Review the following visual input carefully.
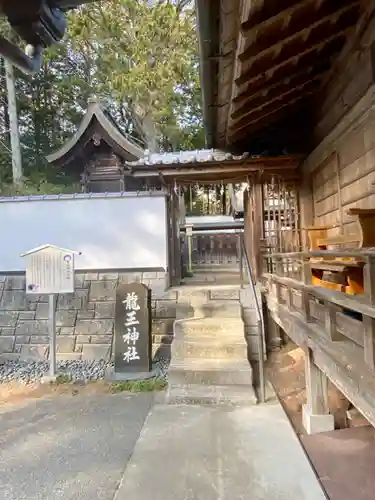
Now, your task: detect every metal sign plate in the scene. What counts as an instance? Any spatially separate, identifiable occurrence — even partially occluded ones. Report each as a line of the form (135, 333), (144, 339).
(24, 246), (75, 294)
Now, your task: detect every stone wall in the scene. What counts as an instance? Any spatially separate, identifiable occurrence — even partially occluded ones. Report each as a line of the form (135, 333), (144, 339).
(0, 271), (177, 362)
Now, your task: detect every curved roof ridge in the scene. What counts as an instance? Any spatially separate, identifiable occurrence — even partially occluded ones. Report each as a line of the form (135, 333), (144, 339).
(46, 101), (144, 164)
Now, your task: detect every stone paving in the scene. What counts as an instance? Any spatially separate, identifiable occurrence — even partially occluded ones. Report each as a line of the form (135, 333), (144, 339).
(0, 392), (154, 500)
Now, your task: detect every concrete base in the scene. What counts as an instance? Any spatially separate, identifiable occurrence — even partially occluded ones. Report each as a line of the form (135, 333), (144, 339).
(107, 367), (160, 382)
(113, 393), (326, 499)
(40, 374), (59, 384)
(302, 404), (335, 435)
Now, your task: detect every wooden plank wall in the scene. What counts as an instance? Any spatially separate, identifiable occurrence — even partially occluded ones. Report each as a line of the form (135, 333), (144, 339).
(306, 13), (375, 238)
(310, 115), (375, 237)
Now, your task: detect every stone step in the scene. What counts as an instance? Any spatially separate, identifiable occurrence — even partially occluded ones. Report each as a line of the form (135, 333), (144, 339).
(176, 300), (242, 320)
(182, 275), (241, 286)
(172, 339), (248, 360)
(166, 383), (257, 406)
(168, 358), (253, 386)
(180, 318), (245, 338)
(193, 265), (241, 274)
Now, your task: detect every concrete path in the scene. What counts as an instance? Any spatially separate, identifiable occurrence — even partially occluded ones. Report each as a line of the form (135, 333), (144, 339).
(0, 392), (153, 500)
(115, 392), (327, 500)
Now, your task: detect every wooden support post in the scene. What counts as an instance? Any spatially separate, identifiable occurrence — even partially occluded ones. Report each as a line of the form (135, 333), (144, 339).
(324, 302), (345, 342)
(363, 255), (375, 369)
(302, 260), (312, 322)
(286, 287), (293, 310)
(302, 347), (334, 434)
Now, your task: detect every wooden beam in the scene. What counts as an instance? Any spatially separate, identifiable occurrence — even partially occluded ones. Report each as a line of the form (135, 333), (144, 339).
(304, 347), (330, 415)
(240, 1), (358, 67)
(235, 27), (350, 88)
(231, 75), (321, 123)
(228, 90), (315, 142)
(241, 0), (313, 34)
(232, 60), (330, 109)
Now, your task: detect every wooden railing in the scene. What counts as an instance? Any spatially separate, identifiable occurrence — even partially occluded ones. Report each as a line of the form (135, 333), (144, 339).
(262, 249), (375, 424)
(263, 250), (375, 372)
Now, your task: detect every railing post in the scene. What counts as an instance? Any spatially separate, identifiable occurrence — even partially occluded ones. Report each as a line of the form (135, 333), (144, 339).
(324, 301), (345, 342)
(186, 224), (193, 274)
(363, 254), (375, 369)
(239, 232), (244, 288)
(302, 258), (312, 322)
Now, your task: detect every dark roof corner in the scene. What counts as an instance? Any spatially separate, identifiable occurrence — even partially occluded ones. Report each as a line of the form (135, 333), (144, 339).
(46, 100), (144, 165)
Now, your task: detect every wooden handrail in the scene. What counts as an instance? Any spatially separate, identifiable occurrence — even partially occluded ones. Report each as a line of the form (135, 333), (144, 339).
(266, 273), (375, 319)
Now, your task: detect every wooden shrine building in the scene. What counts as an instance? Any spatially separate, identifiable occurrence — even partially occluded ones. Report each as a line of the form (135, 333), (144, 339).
(46, 99), (147, 193)
(192, 0), (375, 436)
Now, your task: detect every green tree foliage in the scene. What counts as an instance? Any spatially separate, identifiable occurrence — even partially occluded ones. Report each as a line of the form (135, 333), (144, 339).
(0, 0), (204, 193)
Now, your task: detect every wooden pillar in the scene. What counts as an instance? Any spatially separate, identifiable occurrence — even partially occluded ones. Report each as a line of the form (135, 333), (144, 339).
(253, 177), (263, 282)
(302, 347), (334, 434)
(299, 171), (314, 251)
(363, 254), (375, 369)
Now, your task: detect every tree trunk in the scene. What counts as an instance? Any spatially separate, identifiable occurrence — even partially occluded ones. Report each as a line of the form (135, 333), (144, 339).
(5, 59), (23, 186)
(142, 113), (158, 153)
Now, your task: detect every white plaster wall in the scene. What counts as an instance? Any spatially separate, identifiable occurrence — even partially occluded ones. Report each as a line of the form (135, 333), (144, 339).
(0, 193), (168, 272)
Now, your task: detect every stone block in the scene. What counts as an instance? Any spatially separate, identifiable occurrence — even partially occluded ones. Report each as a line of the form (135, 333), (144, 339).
(75, 319), (113, 336)
(0, 291), (27, 310)
(118, 272), (142, 284)
(57, 336), (76, 353)
(152, 319), (174, 335)
(16, 320), (48, 335)
(143, 271), (157, 279)
(302, 405), (335, 435)
(89, 281), (117, 301)
(16, 336), (30, 344)
(59, 327), (75, 335)
(0, 336), (15, 352)
(0, 327), (16, 336)
(77, 310), (95, 319)
(35, 303), (49, 319)
(18, 311), (36, 321)
(81, 344), (111, 361)
(76, 335), (90, 344)
(74, 273), (89, 288)
(242, 309), (259, 326)
(210, 289), (240, 300)
(30, 336), (50, 344)
(90, 335), (113, 344)
(56, 310), (77, 327)
(98, 272), (119, 281)
(57, 291), (88, 310)
(85, 272), (98, 281)
(5, 275), (25, 290)
(153, 300), (177, 318)
(95, 302), (115, 318)
(245, 325), (260, 336)
(19, 345), (49, 361)
(75, 343), (83, 353)
(0, 353), (20, 362)
(56, 353), (82, 361)
(0, 311), (18, 327)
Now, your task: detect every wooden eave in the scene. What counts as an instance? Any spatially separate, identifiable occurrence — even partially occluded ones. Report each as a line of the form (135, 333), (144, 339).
(204, 0), (364, 149)
(129, 154), (301, 184)
(46, 101), (143, 167)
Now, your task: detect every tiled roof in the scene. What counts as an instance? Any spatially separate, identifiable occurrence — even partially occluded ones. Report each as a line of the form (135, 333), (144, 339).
(125, 149), (252, 167)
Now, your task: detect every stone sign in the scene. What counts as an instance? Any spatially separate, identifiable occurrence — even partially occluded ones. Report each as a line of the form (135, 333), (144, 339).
(114, 282), (152, 374)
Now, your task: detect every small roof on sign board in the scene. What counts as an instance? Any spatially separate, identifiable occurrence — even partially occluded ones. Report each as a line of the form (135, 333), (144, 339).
(20, 244), (81, 257)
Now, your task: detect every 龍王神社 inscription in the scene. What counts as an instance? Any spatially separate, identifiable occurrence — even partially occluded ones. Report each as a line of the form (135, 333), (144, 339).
(114, 283), (152, 373)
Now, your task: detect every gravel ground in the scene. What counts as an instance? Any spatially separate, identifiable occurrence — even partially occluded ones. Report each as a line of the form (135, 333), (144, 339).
(0, 357), (170, 385)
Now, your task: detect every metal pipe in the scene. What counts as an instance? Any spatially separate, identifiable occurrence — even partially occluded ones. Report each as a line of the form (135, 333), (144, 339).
(242, 241), (266, 403)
